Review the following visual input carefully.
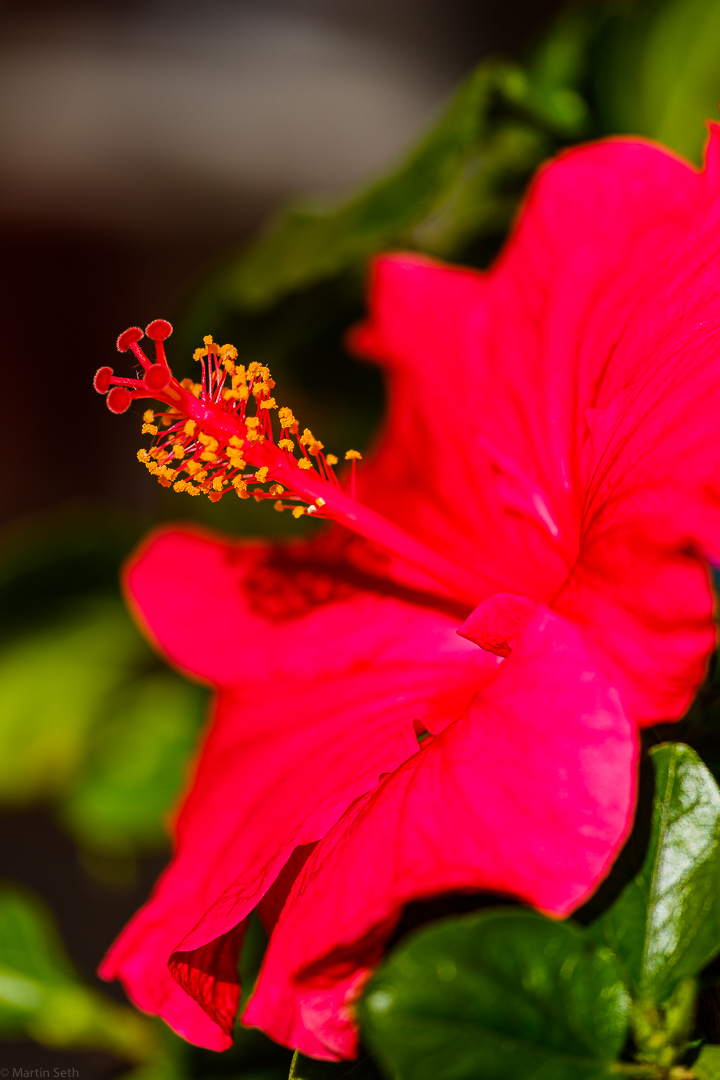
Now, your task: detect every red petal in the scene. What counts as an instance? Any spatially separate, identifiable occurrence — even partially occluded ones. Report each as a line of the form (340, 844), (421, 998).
(100, 527), (497, 1047)
(246, 607), (638, 1059)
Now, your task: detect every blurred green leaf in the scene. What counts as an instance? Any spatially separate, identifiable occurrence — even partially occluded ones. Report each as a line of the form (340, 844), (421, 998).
(359, 908), (629, 1080)
(696, 1045), (720, 1079)
(0, 883), (159, 1063)
(59, 673), (207, 855)
(592, 743), (720, 1007)
(221, 55), (587, 313)
(593, 0), (720, 163)
(0, 599), (152, 806)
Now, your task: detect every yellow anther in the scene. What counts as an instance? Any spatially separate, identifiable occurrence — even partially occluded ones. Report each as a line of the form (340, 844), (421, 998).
(208, 492), (223, 503)
(220, 344), (238, 360)
(147, 462), (160, 475)
(325, 454), (338, 466)
(299, 428), (316, 446)
(254, 467), (269, 483)
(234, 479), (249, 499)
(298, 459), (313, 470)
(185, 461), (201, 476)
(203, 335), (214, 345)
(198, 433), (218, 451)
(137, 449), (149, 463)
(309, 440), (324, 454)
(223, 388), (241, 401)
(149, 447), (163, 459)
(200, 451), (218, 462)
(292, 506), (305, 518)
(227, 450), (246, 469)
(181, 379), (202, 398)
(222, 358), (236, 375)
(278, 407), (296, 428)
(268, 484), (284, 496)
(260, 398), (277, 410)
(279, 438), (294, 452)
(246, 428), (262, 442)
(187, 485), (200, 496)
(232, 371), (247, 389)
(196, 470), (208, 483)
(212, 477), (224, 492)
(172, 444), (184, 460)
(184, 420), (197, 436)
(345, 450), (362, 460)
(143, 409), (155, 423)
(193, 348), (207, 361)
(174, 480), (187, 492)
(246, 417), (260, 429)
(274, 500), (284, 512)
(316, 497), (326, 506)
(253, 493), (264, 503)
(229, 435), (244, 449)
(142, 423), (158, 436)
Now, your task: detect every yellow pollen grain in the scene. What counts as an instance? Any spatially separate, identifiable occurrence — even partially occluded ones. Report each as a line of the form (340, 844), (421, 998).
(268, 484), (284, 496)
(193, 348), (206, 361)
(292, 506), (305, 518)
(143, 409), (154, 423)
(212, 477), (224, 492)
(325, 454), (338, 466)
(260, 398), (277, 410)
(200, 451), (218, 462)
(137, 449), (149, 463)
(254, 467), (269, 483)
(309, 440), (324, 455)
(274, 500), (284, 512)
(316, 497), (326, 506)
(184, 420), (197, 436)
(229, 435), (244, 449)
(345, 449), (362, 460)
(227, 450), (246, 469)
(174, 480), (187, 492)
(278, 407), (296, 428)
(221, 344), (238, 360)
(299, 428), (316, 446)
(298, 459), (313, 470)
(198, 433), (218, 450)
(246, 417), (260, 429)
(142, 423), (158, 435)
(279, 438), (294, 452)
(223, 388), (241, 401)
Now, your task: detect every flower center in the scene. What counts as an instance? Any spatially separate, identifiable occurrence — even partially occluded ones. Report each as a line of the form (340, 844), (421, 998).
(94, 320), (487, 605)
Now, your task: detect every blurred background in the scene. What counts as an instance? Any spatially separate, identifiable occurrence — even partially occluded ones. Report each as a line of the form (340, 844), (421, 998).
(2, 0), (720, 1077)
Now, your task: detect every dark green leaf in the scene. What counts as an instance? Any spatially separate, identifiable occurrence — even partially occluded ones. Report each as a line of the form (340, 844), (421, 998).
(359, 908), (629, 1080)
(695, 1045), (720, 1080)
(592, 743), (720, 1006)
(289, 1051), (383, 1080)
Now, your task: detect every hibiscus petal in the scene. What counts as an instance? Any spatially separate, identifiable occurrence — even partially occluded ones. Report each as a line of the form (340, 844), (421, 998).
(101, 526), (496, 1047)
(245, 606), (637, 1059)
(352, 132), (720, 727)
(350, 138), (698, 601)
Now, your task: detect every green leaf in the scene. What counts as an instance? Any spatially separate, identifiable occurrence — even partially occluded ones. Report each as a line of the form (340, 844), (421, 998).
(222, 56), (583, 312)
(593, 0), (720, 163)
(289, 1051), (383, 1079)
(0, 883), (159, 1062)
(359, 908), (629, 1080)
(592, 743), (720, 1006)
(0, 598), (152, 805)
(695, 1045), (720, 1080)
(59, 672), (207, 855)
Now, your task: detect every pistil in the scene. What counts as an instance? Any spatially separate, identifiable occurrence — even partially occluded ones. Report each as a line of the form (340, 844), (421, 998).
(94, 321), (486, 604)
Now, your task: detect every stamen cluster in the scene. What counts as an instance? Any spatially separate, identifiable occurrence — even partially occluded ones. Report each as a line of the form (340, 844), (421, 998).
(93, 321), (362, 516)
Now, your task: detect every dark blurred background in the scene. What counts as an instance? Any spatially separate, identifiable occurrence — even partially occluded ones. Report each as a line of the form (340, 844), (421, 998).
(0, 0), (561, 528)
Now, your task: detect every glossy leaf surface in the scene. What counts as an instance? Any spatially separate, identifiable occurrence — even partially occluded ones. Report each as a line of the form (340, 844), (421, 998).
(359, 909), (629, 1080)
(593, 743), (720, 1006)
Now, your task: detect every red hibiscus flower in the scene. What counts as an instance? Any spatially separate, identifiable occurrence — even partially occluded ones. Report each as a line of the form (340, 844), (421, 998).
(97, 128), (720, 1061)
